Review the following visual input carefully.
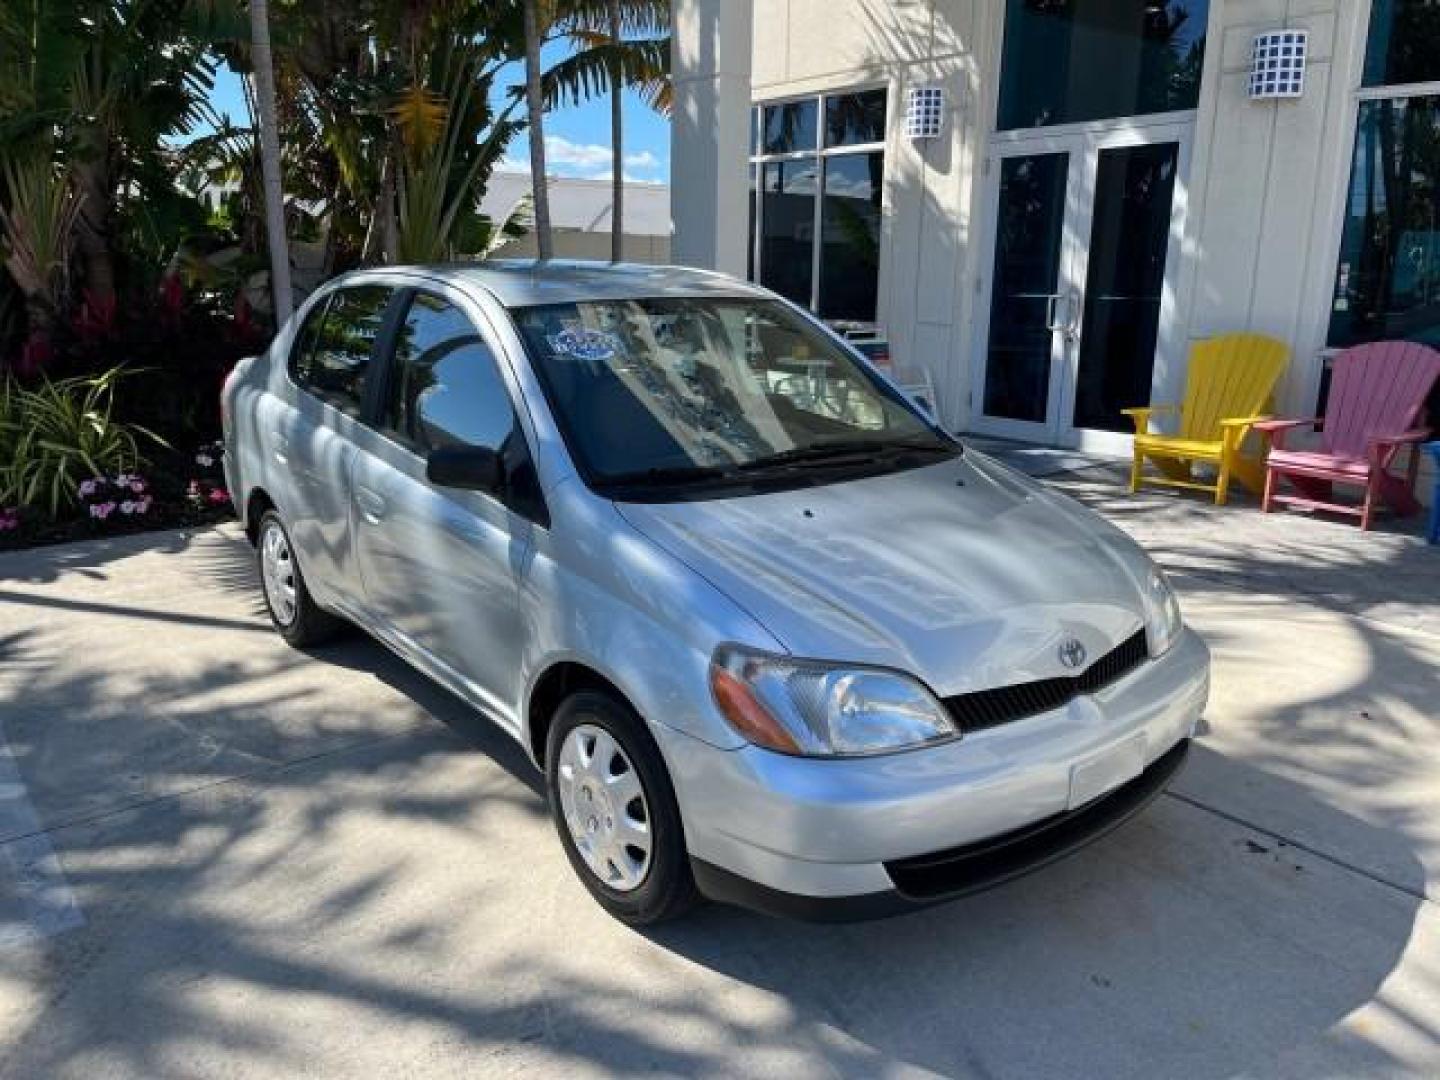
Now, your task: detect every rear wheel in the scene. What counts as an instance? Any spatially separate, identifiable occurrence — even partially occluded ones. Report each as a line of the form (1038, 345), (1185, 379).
(256, 510), (342, 647)
(546, 691), (699, 925)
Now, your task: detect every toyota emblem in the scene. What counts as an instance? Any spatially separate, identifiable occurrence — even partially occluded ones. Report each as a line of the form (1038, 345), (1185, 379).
(1058, 638), (1088, 670)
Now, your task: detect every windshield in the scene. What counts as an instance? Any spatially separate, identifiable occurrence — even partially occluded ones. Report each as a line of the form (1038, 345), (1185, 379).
(511, 297), (956, 497)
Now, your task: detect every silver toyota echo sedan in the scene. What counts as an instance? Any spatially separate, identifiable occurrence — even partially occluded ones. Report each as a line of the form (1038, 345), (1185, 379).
(223, 261), (1210, 924)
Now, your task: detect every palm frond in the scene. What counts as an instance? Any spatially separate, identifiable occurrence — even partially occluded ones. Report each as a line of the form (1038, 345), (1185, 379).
(542, 36), (670, 113)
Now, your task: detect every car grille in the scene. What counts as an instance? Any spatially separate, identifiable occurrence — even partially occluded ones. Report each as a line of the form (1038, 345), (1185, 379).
(942, 629), (1149, 733)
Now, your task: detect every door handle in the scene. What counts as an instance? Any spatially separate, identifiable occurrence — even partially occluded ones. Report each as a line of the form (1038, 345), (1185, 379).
(1045, 293), (1065, 333)
(1064, 288), (1082, 341)
(354, 486), (387, 524)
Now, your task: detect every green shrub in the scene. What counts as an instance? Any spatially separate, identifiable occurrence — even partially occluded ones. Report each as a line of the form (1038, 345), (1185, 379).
(0, 368), (166, 519)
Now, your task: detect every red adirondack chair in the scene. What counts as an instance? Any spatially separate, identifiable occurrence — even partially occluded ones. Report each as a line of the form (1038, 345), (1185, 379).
(1256, 341), (1440, 530)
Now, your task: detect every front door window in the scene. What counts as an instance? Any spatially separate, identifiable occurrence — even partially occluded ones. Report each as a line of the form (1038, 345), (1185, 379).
(997, 0), (1209, 130)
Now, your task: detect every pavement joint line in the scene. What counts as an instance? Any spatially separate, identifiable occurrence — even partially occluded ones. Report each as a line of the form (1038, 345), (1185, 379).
(0, 718), (85, 943)
(1163, 788), (1432, 904)
(0, 724), (451, 850)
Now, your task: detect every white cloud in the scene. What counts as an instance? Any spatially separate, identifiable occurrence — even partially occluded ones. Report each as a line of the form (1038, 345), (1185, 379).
(544, 136), (613, 169)
(623, 149), (661, 170)
(497, 138), (667, 181)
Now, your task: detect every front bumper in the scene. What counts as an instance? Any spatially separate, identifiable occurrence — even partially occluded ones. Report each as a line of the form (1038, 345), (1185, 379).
(659, 626), (1209, 919)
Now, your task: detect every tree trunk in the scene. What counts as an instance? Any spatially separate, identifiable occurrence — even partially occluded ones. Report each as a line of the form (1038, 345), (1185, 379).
(608, 0), (623, 263)
(71, 128), (116, 305)
(523, 0), (554, 260)
(249, 0), (294, 325)
(380, 146), (399, 263)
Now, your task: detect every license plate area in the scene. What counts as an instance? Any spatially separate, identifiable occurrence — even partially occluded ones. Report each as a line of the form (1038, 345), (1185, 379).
(1068, 735), (1146, 810)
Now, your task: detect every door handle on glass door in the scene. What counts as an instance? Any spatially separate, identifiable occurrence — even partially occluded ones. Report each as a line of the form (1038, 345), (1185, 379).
(1063, 289), (1082, 341)
(1045, 293), (1066, 333)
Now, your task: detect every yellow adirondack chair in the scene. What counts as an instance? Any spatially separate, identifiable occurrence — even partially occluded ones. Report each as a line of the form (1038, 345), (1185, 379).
(1123, 333), (1290, 505)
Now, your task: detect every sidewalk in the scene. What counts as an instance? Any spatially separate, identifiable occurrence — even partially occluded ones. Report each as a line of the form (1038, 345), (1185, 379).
(0, 471), (1437, 1077)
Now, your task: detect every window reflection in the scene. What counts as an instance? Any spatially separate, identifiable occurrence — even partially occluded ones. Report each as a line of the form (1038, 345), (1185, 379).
(750, 91), (888, 322)
(997, 0), (1208, 130)
(825, 89), (887, 148)
(1365, 1), (1440, 88)
(760, 160), (819, 307)
(819, 154), (883, 321)
(761, 100), (817, 155)
(1329, 97), (1440, 349)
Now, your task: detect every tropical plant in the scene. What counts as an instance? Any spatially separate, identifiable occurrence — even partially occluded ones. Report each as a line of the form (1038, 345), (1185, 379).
(475, 192), (536, 260)
(0, 156), (84, 341)
(0, 367), (165, 517)
(393, 38), (524, 262)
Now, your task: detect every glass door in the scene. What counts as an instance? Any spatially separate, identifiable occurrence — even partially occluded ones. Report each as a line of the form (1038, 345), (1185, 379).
(973, 123), (1189, 449)
(1070, 139), (1181, 435)
(974, 140), (1081, 441)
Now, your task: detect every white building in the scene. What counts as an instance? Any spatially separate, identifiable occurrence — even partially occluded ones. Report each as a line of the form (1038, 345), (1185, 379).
(671, 1), (1440, 475)
(480, 172), (671, 264)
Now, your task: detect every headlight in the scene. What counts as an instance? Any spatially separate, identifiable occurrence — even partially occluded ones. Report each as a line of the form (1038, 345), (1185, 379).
(709, 646), (957, 757)
(1142, 567), (1183, 657)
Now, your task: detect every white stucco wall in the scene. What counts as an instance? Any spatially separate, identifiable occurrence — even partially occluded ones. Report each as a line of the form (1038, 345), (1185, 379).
(675, 0), (1434, 502)
(750, 0), (986, 431)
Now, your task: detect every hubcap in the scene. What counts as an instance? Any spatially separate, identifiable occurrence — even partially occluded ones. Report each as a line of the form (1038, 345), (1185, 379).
(557, 724), (652, 892)
(260, 521), (298, 627)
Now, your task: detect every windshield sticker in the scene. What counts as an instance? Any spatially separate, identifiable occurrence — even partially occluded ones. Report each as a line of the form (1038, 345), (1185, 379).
(548, 325), (622, 364)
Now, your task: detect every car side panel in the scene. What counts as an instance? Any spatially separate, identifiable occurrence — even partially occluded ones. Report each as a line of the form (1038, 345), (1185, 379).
(350, 425), (533, 722)
(519, 479), (787, 760)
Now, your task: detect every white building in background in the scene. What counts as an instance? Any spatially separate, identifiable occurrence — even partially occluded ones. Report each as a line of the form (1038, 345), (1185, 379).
(480, 172), (671, 263)
(671, 1), (1440, 468)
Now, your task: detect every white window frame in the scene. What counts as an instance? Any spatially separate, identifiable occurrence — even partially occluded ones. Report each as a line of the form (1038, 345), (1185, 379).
(748, 87), (888, 323)
(1325, 1), (1440, 362)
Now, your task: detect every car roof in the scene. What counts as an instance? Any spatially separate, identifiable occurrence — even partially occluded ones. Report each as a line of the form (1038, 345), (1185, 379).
(343, 260), (774, 308)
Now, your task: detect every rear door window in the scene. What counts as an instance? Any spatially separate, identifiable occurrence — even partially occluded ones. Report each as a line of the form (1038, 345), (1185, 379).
(293, 285), (392, 416)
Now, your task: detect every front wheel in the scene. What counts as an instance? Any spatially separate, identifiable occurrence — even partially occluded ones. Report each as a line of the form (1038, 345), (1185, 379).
(546, 691), (699, 925)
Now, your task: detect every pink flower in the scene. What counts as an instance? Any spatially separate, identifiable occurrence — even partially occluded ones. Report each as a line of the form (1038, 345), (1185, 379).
(130, 480), (146, 494)
(79, 479), (99, 498)
(137, 496), (153, 514)
(119, 501), (136, 515)
(187, 480), (200, 495)
(208, 488), (231, 506)
(94, 502), (116, 520)
(0, 509), (18, 532)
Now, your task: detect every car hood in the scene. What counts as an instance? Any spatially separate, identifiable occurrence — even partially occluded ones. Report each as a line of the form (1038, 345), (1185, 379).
(615, 451), (1152, 696)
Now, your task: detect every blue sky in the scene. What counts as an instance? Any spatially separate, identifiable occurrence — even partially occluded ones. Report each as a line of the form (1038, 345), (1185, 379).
(207, 44), (671, 185)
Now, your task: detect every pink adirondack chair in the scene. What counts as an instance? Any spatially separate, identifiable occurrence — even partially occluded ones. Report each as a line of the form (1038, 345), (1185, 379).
(1257, 341), (1440, 530)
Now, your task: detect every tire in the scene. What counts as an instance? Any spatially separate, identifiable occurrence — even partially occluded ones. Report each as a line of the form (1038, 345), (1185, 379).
(255, 510), (343, 648)
(546, 690), (700, 925)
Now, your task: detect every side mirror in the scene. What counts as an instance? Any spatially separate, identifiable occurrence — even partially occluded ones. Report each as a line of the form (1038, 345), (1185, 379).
(426, 445), (504, 493)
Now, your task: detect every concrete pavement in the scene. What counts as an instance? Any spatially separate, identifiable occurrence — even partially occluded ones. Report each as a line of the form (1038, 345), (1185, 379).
(1, 477), (1438, 1078)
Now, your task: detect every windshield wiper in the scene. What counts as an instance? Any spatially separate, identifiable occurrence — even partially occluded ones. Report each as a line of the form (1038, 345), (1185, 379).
(736, 437), (951, 472)
(594, 463), (743, 489)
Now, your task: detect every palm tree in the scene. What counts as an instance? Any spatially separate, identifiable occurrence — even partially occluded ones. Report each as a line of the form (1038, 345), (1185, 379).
(606, 0), (623, 263)
(542, 1), (669, 260)
(247, 0), (293, 323)
(522, 0), (554, 260)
